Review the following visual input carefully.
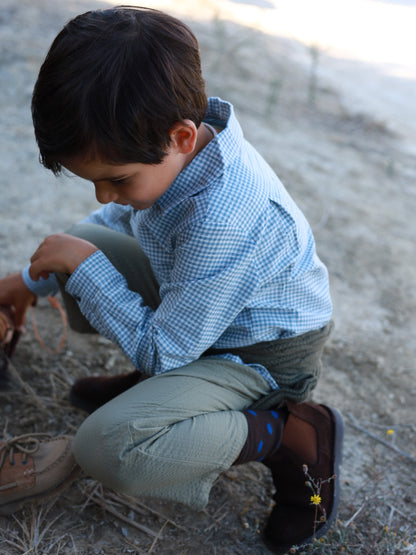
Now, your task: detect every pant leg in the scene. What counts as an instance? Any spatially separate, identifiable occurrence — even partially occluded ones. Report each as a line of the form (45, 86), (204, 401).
(73, 358), (272, 510)
(56, 223), (160, 333)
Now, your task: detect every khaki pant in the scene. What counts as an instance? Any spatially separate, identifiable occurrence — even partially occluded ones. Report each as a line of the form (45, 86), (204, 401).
(60, 223), (328, 509)
(73, 359), (271, 510)
(59, 224), (271, 509)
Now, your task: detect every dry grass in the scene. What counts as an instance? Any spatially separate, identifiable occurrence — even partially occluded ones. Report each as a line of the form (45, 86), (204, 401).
(1, 303), (415, 554)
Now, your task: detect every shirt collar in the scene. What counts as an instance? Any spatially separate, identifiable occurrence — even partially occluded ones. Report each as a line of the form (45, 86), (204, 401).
(156, 98), (244, 213)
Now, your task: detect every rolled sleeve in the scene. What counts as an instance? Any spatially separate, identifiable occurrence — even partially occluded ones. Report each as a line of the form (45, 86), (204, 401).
(21, 265), (59, 297)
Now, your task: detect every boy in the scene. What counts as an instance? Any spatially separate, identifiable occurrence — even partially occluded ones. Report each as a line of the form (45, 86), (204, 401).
(0, 7), (343, 552)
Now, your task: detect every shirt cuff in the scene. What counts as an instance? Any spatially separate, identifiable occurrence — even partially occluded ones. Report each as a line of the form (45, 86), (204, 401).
(65, 250), (124, 305)
(21, 265), (59, 297)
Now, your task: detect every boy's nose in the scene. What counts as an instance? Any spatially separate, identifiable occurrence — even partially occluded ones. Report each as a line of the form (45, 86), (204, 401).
(94, 183), (119, 204)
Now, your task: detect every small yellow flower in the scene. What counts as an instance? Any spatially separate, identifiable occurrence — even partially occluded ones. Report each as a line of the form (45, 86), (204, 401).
(310, 494), (322, 505)
(386, 429), (395, 436)
(385, 525), (389, 533)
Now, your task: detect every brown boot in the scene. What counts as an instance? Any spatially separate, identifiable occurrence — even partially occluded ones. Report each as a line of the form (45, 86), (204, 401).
(69, 370), (147, 413)
(262, 402), (344, 554)
(0, 433), (81, 515)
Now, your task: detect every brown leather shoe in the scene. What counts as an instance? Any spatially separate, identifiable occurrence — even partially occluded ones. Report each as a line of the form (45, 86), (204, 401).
(69, 370), (147, 413)
(262, 402), (344, 554)
(0, 433), (81, 515)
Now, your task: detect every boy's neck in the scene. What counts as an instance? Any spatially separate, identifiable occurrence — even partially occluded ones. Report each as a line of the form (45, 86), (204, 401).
(185, 122), (215, 166)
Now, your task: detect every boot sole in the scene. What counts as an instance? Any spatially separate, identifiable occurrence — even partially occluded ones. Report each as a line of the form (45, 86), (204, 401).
(304, 405), (344, 542)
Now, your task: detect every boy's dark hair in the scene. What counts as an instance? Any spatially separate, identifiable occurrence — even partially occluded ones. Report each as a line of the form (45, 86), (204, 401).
(32, 6), (207, 173)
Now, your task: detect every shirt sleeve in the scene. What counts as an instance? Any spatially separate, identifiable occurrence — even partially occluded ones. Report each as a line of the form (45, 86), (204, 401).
(82, 203), (135, 236)
(21, 265), (59, 297)
(19, 203), (135, 297)
(65, 223), (260, 375)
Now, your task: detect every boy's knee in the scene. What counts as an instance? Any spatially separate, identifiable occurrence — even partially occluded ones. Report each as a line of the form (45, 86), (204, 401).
(65, 223), (105, 244)
(73, 409), (167, 494)
(73, 409), (130, 489)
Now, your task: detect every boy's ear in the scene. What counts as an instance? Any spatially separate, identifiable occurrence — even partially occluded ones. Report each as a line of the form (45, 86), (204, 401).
(169, 120), (198, 154)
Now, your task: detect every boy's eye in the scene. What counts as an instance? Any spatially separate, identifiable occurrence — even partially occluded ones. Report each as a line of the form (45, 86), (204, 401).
(110, 177), (127, 186)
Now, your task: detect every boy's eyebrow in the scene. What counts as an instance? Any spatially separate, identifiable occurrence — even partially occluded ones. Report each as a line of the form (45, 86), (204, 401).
(95, 174), (129, 183)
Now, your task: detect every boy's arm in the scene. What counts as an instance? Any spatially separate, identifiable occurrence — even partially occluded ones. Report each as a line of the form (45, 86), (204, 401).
(18, 234), (98, 305)
(65, 224), (263, 375)
(29, 234), (98, 281)
(20, 204), (134, 299)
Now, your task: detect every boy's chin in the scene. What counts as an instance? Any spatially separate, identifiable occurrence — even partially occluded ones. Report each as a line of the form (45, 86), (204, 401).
(129, 202), (154, 210)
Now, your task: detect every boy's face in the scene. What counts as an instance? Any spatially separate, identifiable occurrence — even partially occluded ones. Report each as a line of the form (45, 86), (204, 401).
(62, 121), (204, 210)
(63, 148), (186, 211)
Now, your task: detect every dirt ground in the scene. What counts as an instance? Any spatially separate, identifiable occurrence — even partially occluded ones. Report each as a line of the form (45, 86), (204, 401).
(1, 0), (415, 553)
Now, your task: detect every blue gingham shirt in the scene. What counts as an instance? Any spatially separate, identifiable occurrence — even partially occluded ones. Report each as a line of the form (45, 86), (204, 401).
(23, 98), (332, 389)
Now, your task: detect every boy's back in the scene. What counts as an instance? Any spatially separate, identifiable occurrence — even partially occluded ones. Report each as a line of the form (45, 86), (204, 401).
(72, 97), (332, 378)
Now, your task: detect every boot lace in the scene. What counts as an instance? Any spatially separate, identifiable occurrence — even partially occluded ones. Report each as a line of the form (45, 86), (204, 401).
(0, 433), (51, 470)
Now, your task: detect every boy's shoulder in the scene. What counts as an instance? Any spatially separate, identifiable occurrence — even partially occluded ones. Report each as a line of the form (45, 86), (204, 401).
(156, 98), (298, 231)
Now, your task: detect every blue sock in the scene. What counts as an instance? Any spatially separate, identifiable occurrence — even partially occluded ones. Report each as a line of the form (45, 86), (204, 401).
(233, 408), (287, 465)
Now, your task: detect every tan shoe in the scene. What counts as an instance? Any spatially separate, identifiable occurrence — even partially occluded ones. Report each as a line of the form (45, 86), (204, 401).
(0, 433), (81, 515)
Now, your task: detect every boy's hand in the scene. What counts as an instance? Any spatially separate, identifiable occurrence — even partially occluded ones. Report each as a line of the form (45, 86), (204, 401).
(29, 234), (98, 281)
(0, 273), (37, 329)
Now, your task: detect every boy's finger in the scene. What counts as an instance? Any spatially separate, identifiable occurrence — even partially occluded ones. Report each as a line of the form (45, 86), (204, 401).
(29, 261), (51, 282)
(15, 294), (37, 331)
(14, 305), (28, 328)
(28, 264), (40, 282)
(29, 263), (51, 282)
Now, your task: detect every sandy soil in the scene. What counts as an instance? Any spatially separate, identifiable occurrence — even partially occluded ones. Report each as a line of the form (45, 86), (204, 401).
(1, 0), (415, 553)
